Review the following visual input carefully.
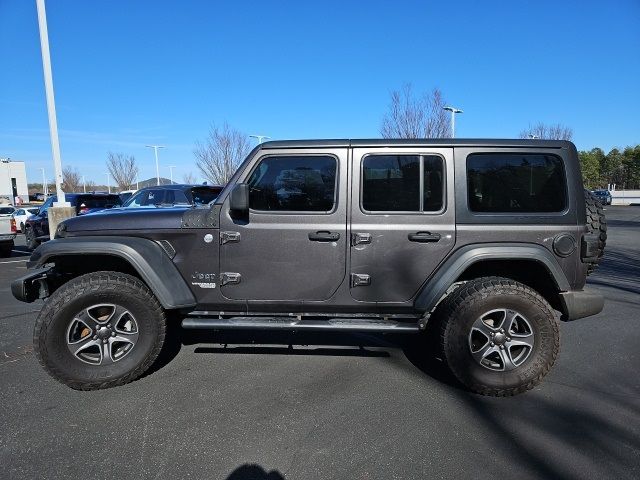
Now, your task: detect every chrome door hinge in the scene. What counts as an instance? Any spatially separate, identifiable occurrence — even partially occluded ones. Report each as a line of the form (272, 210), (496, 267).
(220, 272), (242, 286)
(351, 232), (372, 246)
(350, 273), (371, 287)
(220, 231), (241, 245)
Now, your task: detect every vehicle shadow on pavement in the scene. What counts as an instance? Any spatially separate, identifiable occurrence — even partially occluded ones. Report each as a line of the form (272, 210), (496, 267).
(451, 383), (640, 479)
(184, 327), (464, 389)
(187, 330), (395, 359)
(588, 248), (640, 294)
(225, 464), (285, 480)
(142, 316), (184, 379)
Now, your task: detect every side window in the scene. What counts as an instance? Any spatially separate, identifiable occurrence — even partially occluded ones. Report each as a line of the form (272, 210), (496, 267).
(362, 155), (444, 212)
(248, 155), (337, 212)
(173, 190), (190, 204)
(467, 153), (566, 213)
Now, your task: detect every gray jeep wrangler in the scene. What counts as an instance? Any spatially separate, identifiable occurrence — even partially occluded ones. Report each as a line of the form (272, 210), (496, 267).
(12, 139), (606, 395)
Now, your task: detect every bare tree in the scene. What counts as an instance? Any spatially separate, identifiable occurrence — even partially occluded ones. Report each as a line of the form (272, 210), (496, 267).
(106, 152), (139, 191)
(519, 122), (573, 141)
(62, 166), (81, 192)
(183, 171), (197, 184)
(381, 84), (451, 139)
(194, 123), (251, 185)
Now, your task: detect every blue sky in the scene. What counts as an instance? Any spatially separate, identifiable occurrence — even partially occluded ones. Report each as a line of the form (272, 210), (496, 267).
(1, 0), (639, 185)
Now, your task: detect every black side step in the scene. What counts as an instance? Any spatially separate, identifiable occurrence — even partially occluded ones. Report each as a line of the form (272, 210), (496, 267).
(182, 316), (420, 333)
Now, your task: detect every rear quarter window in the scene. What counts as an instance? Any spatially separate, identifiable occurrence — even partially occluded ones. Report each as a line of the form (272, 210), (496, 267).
(467, 153), (566, 213)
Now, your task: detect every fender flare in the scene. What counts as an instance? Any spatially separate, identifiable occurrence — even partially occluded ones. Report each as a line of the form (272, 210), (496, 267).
(414, 243), (571, 313)
(28, 236), (196, 310)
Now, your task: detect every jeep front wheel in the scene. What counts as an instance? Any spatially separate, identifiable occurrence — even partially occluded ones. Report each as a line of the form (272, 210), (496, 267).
(437, 276), (559, 396)
(33, 272), (166, 390)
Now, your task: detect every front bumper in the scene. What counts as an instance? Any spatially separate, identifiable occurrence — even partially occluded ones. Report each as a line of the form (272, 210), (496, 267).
(559, 288), (604, 321)
(11, 267), (51, 303)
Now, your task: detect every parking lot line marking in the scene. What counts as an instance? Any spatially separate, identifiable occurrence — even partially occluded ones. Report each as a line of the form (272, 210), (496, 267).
(0, 259), (28, 264)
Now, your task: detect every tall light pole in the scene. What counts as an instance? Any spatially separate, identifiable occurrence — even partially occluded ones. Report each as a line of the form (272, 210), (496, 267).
(443, 106), (463, 138)
(81, 175), (86, 193)
(40, 168), (48, 197)
(145, 145), (165, 185)
(105, 172), (111, 194)
(250, 135), (271, 144)
(168, 165), (176, 184)
(36, 0), (67, 206)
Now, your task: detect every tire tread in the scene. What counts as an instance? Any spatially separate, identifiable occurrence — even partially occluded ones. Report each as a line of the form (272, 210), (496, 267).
(437, 276), (560, 397)
(33, 271), (166, 390)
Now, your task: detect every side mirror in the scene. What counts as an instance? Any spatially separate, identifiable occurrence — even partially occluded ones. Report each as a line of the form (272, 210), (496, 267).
(229, 183), (249, 216)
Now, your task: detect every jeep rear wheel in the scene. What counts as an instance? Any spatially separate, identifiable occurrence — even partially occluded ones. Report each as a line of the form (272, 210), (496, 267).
(33, 272), (166, 390)
(437, 277), (559, 396)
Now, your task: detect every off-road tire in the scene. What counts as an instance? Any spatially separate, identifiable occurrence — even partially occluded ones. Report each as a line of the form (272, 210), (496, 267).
(25, 226), (40, 250)
(436, 276), (559, 396)
(33, 271), (166, 390)
(584, 189), (607, 274)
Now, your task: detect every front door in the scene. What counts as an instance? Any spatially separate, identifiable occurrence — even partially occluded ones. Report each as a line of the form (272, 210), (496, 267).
(219, 149), (348, 302)
(350, 148), (456, 303)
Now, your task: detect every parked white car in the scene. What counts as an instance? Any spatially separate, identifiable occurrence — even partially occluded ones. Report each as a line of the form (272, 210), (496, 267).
(11, 207), (39, 232)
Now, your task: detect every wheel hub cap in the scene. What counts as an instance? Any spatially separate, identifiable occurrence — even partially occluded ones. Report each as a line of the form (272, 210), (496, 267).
(493, 332), (507, 345)
(96, 326), (112, 340)
(65, 304), (139, 366)
(468, 308), (535, 372)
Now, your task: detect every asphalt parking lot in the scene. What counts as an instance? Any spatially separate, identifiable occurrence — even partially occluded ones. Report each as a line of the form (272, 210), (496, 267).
(1, 207), (639, 480)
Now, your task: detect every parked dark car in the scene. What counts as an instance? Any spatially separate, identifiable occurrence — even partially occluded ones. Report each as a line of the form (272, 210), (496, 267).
(591, 189), (612, 205)
(120, 184), (223, 208)
(24, 193), (122, 249)
(31, 192), (48, 202)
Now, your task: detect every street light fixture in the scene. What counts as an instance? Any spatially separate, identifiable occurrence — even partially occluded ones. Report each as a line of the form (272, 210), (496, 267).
(250, 135), (271, 144)
(145, 145), (165, 185)
(40, 168), (48, 197)
(443, 106), (463, 138)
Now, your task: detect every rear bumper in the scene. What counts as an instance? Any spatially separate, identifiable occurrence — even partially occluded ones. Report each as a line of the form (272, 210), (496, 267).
(559, 288), (604, 321)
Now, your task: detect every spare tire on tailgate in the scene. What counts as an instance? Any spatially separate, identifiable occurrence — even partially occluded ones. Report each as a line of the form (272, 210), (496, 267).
(584, 189), (607, 274)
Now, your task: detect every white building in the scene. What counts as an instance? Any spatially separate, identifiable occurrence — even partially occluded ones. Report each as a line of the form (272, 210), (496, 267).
(0, 159), (29, 204)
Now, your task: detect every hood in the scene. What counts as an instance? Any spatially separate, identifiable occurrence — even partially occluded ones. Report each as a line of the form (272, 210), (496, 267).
(60, 206), (190, 234)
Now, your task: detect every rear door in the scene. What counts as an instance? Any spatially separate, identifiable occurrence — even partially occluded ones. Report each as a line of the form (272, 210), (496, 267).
(219, 148), (348, 302)
(349, 147), (456, 303)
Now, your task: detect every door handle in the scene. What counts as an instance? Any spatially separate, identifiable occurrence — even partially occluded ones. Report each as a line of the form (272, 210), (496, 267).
(408, 232), (441, 243)
(308, 231), (340, 242)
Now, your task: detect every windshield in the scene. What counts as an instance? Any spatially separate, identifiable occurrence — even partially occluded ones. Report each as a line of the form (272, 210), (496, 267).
(0, 207), (15, 214)
(76, 195), (122, 210)
(191, 187), (222, 205)
(123, 189), (190, 208)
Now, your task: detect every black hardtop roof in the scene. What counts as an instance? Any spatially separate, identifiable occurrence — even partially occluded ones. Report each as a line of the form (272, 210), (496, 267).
(259, 138), (573, 149)
(134, 184), (224, 190)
